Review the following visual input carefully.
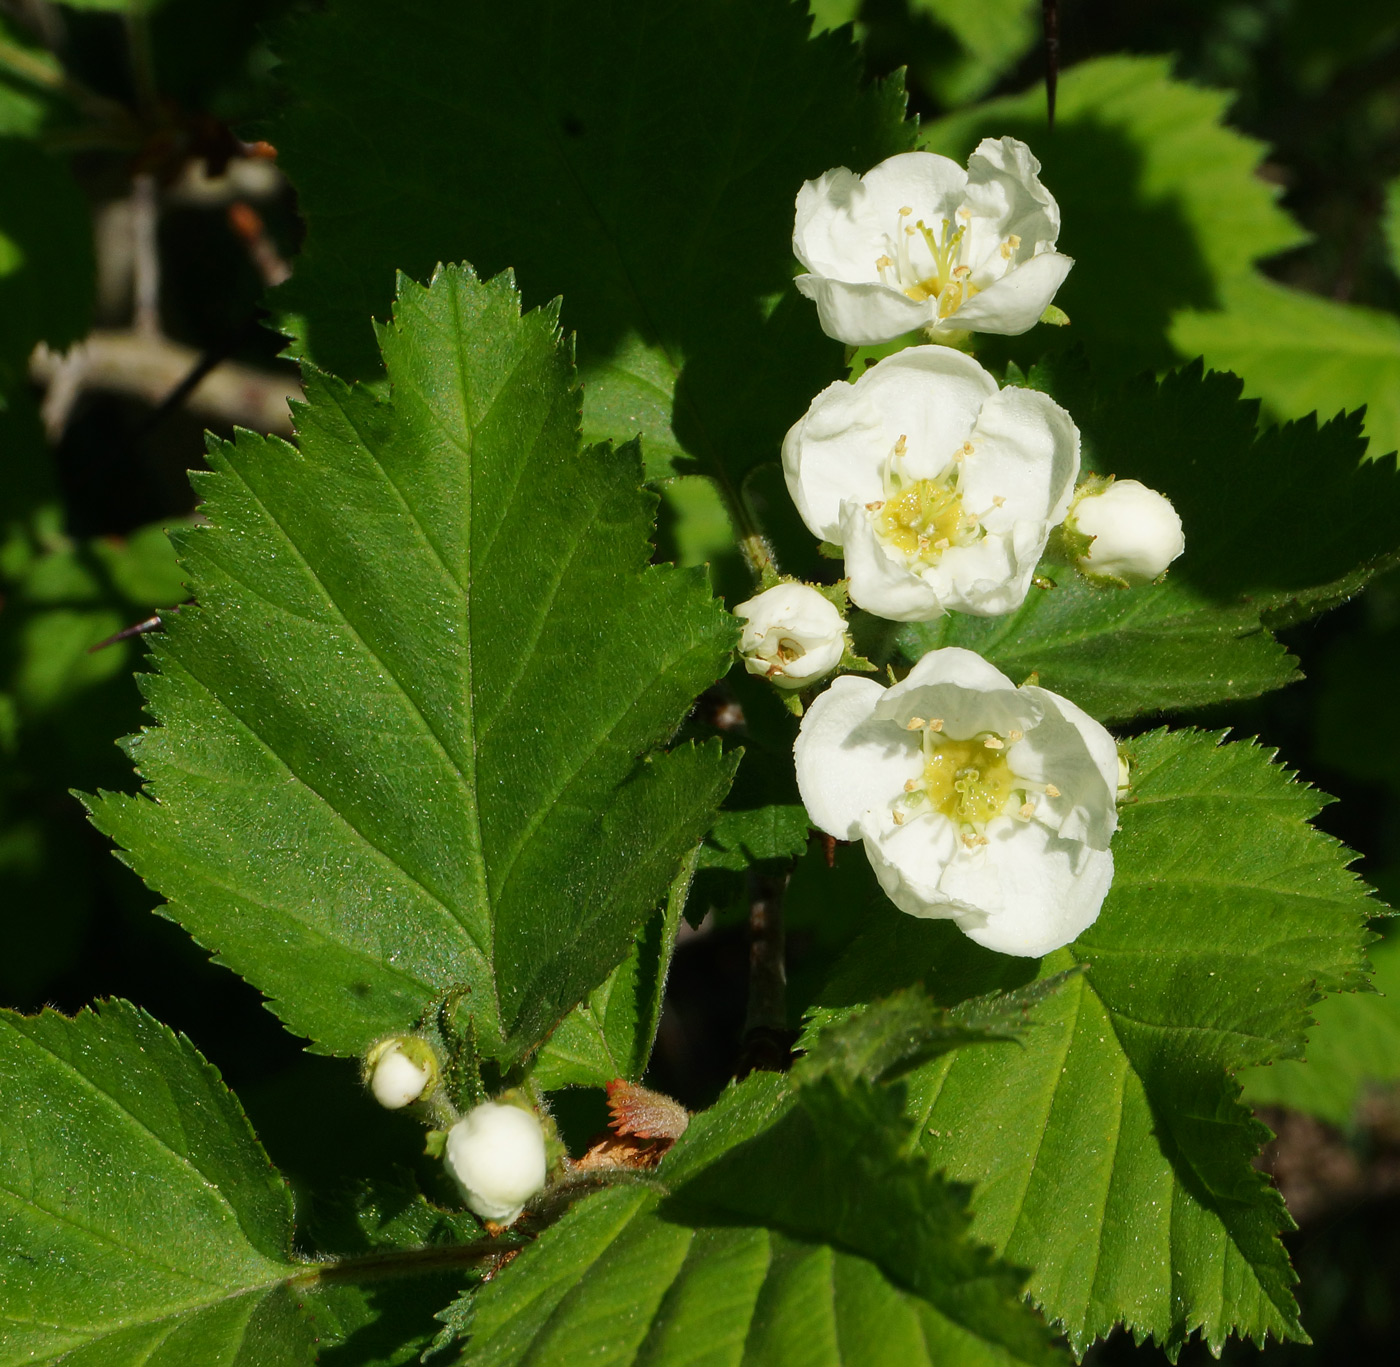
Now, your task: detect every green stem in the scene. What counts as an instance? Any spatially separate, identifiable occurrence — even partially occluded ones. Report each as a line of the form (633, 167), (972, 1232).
(290, 1236), (518, 1288)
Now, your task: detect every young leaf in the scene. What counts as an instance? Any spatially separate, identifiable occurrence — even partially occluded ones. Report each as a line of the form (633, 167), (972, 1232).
(86, 265), (737, 1065)
(453, 1073), (1066, 1366)
(816, 729), (1378, 1356)
(901, 361), (1400, 723)
(269, 0), (910, 483)
(0, 999), (316, 1366)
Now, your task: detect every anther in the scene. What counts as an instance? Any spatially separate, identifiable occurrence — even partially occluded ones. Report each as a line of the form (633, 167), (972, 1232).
(952, 265), (971, 279)
(899, 206), (913, 216)
(1008, 729), (1023, 742)
(1044, 783), (1061, 798)
(933, 537), (949, 550)
(875, 254), (893, 269)
(904, 779), (918, 792)
(929, 718), (944, 731)
(893, 810), (906, 825)
(1018, 801), (1036, 820)
(906, 717), (926, 730)
(992, 495), (1006, 507)
(962, 442), (974, 456)
(865, 500), (885, 511)
(983, 736), (1004, 750)
(894, 434), (907, 455)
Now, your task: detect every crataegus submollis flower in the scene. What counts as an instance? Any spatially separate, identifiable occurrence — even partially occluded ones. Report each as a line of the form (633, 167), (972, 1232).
(1069, 478), (1184, 585)
(364, 1037), (437, 1109)
(735, 582), (847, 689)
(795, 647), (1117, 956)
(444, 1101), (548, 1226)
(793, 138), (1072, 345)
(783, 346), (1078, 621)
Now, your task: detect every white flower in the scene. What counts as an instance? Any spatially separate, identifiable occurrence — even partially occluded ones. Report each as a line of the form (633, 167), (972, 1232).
(793, 138), (1073, 345)
(444, 1101), (548, 1226)
(782, 346), (1079, 622)
(1069, 479), (1184, 585)
(368, 1042), (431, 1109)
(794, 647), (1117, 956)
(735, 582), (847, 688)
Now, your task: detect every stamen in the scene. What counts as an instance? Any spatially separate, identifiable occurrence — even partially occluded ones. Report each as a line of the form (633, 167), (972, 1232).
(865, 500), (885, 511)
(1044, 783), (1061, 798)
(899, 206), (913, 217)
(929, 718), (944, 731)
(893, 810), (906, 826)
(992, 495), (1006, 507)
(1018, 801), (1036, 819)
(894, 434), (907, 456)
(983, 736), (1004, 750)
(1008, 729), (1023, 742)
(904, 779), (919, 792)
(906, 717), (926, 731)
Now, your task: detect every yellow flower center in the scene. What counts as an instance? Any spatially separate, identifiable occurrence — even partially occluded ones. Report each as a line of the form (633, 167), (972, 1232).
(920, 738), (1018, 825)
(874, 478), (976, 565)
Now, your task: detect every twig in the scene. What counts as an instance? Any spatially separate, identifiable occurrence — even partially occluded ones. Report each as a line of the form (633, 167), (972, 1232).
(737, 867), (792, 1075)
(1043, 0), (1060, 130)
(31, 331), (301, 438)
(130, 172), (160, 339)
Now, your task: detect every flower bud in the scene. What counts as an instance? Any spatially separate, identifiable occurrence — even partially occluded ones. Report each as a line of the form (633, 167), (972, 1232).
(1070, 479), (1184, 585)
(734, 582), (846, 689)
(444, 1101), (548, 1225)
(364, 1037), (437, 1109)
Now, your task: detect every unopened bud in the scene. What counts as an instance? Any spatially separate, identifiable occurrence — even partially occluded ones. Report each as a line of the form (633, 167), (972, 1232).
(1070, 479), (1184, 585)
(444, 1101), (548, 1226)
(364, 1037), (437, 1109)
(734, 582), (847, 689)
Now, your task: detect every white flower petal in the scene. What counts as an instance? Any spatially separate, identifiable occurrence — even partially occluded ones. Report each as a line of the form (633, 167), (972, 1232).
(877, 646), (1041, 738)
(1014, 687), (1120, 848)
(942, 821), (1113, 956)
(784, 345), (995, 542)
(794, 274), (930, 348)
(795, 675), (922, 840)
(963, 137), (1062, 256)
(936, 250), (1073, 337)
(962, 386), (1080, 527)
(860, 808), (968, 920)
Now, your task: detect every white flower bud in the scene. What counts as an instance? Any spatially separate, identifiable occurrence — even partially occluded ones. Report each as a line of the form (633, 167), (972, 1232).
(734, 582), (846, 689)
(364, 1037), (437, 1109)
(444, 1101), (548, 1226)
(1071, 480), (1184, 585)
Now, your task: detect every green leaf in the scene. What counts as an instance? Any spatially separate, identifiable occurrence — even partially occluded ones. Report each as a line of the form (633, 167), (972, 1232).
(795, 975), (1076, 1085)
(454, 1073), (1065, 1366)
(814, 729), (1378, 1355)
(1172, 274), (1400, 464)
(270, 0), (911, 484)
(0, 138), (94, 391)
(532, 850), (698, 1090)
(697, 803), (811, 872)
(86, 265), (737, 1067)
(909, 0), (1040, 104)
(921, 56), (1306, 376)
(901, 359), (1400, 723)
(1240, 931), (1400, 1126)
(0, 18), (59, 136)
(0, 998), (317, 1366)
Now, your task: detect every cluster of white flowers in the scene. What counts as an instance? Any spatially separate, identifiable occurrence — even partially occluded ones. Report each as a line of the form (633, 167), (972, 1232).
(732, 137), (1190, 956)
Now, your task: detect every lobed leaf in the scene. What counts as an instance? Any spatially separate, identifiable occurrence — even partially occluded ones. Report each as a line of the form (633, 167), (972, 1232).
(86, 265), (737, 1066)
(0, 999), (315, 1367)
(269, 0), (911, 484)
(453, 1072), (1065, 1366)
(807, 729), (1379, 1355)
(901, 360), (1400, 723)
